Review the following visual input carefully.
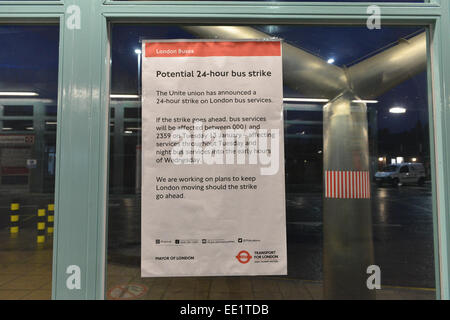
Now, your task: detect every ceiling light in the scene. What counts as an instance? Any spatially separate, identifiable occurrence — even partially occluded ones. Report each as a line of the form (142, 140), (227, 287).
(389, 107), (406, 114)
(110, 94), (140, 99)
(352, 100), (379, 104)
(327, 58), (335, 64)
(0, 92), (39, 97)
(283, 98), (329, 103)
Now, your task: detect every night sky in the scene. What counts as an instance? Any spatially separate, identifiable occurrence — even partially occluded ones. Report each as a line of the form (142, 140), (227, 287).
(110, 24), (428, 134)
(0, 22), (429, 134)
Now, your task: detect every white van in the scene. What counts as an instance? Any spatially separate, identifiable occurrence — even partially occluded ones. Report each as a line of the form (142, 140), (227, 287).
(374, 163), (426, 187)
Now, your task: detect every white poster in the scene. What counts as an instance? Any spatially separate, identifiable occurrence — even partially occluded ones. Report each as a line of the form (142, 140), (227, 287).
(141, 40), (287, 277)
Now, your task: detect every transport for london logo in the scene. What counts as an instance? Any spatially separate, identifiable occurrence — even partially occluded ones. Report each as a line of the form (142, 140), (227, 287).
(236, 250), (252, 264)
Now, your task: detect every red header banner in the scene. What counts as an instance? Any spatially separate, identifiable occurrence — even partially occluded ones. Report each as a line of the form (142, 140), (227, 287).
(145, 41), (281, 58)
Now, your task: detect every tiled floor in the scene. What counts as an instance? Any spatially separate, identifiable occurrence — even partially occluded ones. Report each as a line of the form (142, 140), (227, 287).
(105, 263), (436, 300)
(0, 225), (53, 300)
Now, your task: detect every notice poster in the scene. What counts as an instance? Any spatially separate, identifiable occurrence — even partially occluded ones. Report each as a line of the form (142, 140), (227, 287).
(141, 40), (287, 277)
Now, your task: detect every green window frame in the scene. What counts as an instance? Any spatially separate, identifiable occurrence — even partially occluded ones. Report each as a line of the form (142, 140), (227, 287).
(1, 0), (449, 300)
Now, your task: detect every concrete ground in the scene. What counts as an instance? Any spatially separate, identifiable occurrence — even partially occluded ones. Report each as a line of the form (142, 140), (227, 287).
(106, 183), (437, 300)
(0, 185), (437, 300)
(106, 263), (435, 300)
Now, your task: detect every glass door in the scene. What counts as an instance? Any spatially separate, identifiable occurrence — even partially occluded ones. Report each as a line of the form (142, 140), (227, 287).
(0, 24), (60, 300)
(106, 24), (436, 300)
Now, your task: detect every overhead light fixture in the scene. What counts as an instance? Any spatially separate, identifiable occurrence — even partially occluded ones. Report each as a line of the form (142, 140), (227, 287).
(352, 100), (379, 104)
(389, 107), (406, 114)
(124, 130), (133, 134)
(378, 157), (384, 162)
(0, 92), (39, 97)
(327, 58), (335, 64)
(2, 128), (13, 131)
(412, 158), (417, 162)
(283, 98), (329, 103)
(110, 94), (140, 99)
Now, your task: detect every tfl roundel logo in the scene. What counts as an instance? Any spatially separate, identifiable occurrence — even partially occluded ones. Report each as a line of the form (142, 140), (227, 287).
(236, 250), (252, 264)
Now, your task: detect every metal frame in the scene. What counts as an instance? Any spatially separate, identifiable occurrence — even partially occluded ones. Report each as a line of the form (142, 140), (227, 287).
(0, 0), (448, 300)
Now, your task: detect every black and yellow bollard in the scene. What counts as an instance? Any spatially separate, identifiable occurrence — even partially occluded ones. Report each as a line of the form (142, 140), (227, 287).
(10, 203), (20, 235)
(47, 204), (54, 234)
(37, 208), (46, 244)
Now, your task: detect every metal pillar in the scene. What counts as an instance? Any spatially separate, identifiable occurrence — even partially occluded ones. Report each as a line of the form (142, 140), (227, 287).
(112, 105), (124, 194)
(183, 26), (347, 98)
(30, 101), (45, 193)
(323, 92), (375, 299)
(368, 106), (379, 179)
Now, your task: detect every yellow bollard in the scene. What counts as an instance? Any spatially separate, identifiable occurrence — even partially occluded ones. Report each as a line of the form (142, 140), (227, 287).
(10, 203), (20, 234)
(47, 204), (54, 234)
(37, 208), (46, 243)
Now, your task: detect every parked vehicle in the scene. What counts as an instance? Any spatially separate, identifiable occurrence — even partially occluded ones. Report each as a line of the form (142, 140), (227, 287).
(374, 163), (426, 187)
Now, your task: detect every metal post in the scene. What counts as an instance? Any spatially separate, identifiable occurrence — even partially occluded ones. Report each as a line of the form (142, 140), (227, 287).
(112, 105), (124, 194)
(37, 208), (46, 244)
(323, 91), (375, 299)
(136, 50), (142, 194)
(47, 204), (55, 234)
(10, 202), (20, 235)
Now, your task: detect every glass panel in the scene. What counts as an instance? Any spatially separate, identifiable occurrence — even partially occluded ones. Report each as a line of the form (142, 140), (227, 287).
(107, 24), (435, 300)
(0, 25), (59, 300)
(3, 106), (33, 117)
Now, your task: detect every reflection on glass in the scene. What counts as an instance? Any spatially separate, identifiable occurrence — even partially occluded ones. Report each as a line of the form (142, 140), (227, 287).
(0, 25), (59, 300)
(107, 24), (435, 300)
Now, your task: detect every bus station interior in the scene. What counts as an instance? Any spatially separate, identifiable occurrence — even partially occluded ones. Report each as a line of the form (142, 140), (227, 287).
(0, 22), (439, 299)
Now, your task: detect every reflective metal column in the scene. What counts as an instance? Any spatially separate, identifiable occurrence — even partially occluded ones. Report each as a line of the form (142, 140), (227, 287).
(323, 92), (375, 299)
